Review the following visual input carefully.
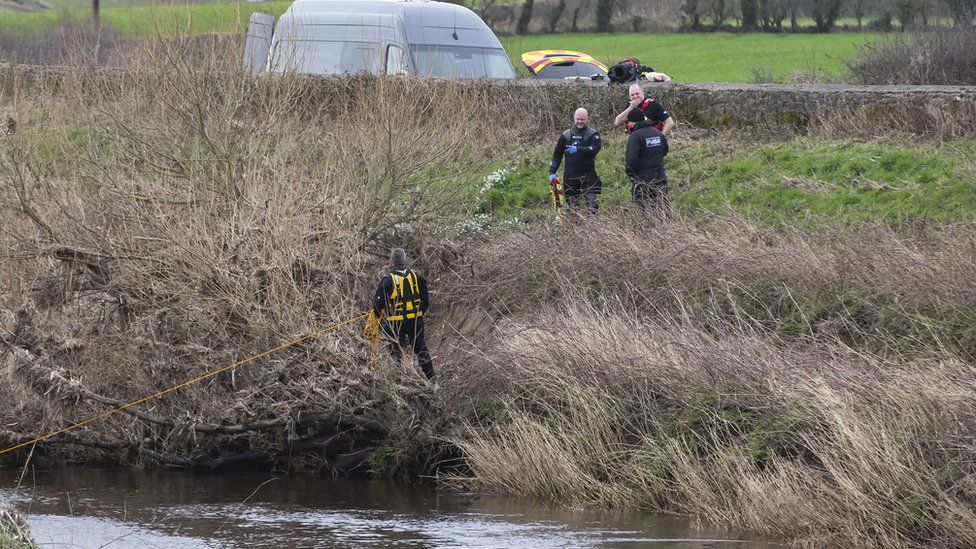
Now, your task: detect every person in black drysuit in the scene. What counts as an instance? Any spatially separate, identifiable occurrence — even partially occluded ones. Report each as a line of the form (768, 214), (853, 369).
(372, 248), (434, 381)
(625, 107), (670, 215)
(549, 107), (602, 216)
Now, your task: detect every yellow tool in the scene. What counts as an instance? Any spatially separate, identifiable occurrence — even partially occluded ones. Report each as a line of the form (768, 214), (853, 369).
(362, 310), (383, 368)
(549, 176), (564, 224)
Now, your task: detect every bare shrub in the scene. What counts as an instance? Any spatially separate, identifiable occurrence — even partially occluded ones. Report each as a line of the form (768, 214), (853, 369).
(848, 28), (976, 86)
(0, 32), (506, 470)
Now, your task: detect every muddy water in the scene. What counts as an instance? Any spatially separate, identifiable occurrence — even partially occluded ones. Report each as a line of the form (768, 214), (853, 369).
(0, 468), (778, 548)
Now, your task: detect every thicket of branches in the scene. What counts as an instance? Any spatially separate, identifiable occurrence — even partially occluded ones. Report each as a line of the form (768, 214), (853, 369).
(462, 0), (975, 34)
(0, 35), (524, 475)
(848, 26), (976, 84)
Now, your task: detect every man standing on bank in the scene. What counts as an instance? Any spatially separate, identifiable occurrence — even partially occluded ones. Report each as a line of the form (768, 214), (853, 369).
(614, 83), (675, 136)
(372, 248), (434, 381)
(549, 107), (603, 216)
(625, 108), (670, 214)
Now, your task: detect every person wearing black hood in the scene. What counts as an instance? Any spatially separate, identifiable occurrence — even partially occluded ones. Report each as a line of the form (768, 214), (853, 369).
(549, 108), (602, 216)
(371, 248), (434, 382)
(625, 108), (670, 215)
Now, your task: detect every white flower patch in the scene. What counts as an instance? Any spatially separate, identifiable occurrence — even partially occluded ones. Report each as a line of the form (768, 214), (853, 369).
(480, 167), (514, 195)
(453, 167), (524, 238)
(456, 213), (493, 236)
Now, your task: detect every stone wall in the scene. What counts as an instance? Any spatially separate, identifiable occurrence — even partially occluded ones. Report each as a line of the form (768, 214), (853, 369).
(3, 62), (975, 137)
(512, 80), (976, 137)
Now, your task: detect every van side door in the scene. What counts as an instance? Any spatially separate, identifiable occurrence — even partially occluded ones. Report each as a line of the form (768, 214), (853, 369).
(243, 13), (275, 73)
(386, 45), (407, 75)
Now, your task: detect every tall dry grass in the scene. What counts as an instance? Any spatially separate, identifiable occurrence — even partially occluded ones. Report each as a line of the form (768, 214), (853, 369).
(451, 300), (976, 546)
(438, 218), (976, 360)
(0, 19), (121, 66)
(438, 219), (976, 547)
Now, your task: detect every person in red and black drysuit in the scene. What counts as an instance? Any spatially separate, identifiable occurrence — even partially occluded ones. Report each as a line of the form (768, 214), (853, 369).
(614, 83), (676, 136)
(372, 248), (434, 381)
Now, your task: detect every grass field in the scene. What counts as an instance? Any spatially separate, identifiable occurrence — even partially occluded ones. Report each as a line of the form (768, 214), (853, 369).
(501, 32), (880, 82)
(0, 0), (291, 36)
(0, 1), (881, 82)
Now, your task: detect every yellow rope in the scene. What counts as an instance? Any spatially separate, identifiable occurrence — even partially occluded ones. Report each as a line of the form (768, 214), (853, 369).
(0, 312), (370, 457)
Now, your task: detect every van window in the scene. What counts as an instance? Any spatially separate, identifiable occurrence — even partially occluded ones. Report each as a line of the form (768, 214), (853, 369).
(410, 45), (515, 79)
(386, 45), (406, 75)
(271, 40), (381, 74)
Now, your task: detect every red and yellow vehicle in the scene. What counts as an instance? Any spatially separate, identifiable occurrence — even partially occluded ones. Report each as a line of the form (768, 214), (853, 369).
(521, 50), (610, 81)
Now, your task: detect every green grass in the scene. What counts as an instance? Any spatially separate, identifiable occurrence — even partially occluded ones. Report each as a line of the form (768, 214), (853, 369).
(479, 138), (976, 228)
(40, 0), (227, 8)
(501, 32), (880, 82)
(679, 139), (976, 225)
(0, 0), (291, 36)
(3, 1), (880, 83)
(0, 532), (31, 548)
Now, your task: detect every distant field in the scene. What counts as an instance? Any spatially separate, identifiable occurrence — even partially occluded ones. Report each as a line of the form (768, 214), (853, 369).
(0, 0), (291, 36)
(39, 0), (227, 7)
(501, 32), (881, 83)
(1, 1), (880, 83)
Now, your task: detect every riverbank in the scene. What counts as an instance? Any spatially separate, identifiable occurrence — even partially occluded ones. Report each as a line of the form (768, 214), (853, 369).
(0, 505), (35, 548)
(1, 40), (975, 547)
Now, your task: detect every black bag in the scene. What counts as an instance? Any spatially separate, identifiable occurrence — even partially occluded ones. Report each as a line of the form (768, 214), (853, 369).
(607, 57), (655, 83)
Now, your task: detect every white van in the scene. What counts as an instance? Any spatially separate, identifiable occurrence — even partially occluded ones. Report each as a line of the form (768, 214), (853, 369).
(244, 0), (516, 79)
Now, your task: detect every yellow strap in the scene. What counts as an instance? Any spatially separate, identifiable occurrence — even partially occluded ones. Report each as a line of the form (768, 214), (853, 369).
(387, 271), (423, 320)
(407, 272), (419, 295)
(389, 274), (399, 299)
(387, 310), (422, 321)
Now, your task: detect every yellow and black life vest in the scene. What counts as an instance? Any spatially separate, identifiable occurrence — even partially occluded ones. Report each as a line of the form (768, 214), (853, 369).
(387, 269), (423, 321)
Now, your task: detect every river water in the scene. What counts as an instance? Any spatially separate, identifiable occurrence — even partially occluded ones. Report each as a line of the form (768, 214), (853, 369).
(0, 468), (778, 548)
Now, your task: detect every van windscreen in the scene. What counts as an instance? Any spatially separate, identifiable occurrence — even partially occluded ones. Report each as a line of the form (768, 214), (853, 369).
(410, 45), (515, 79)
(271, 40), (381, 74)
